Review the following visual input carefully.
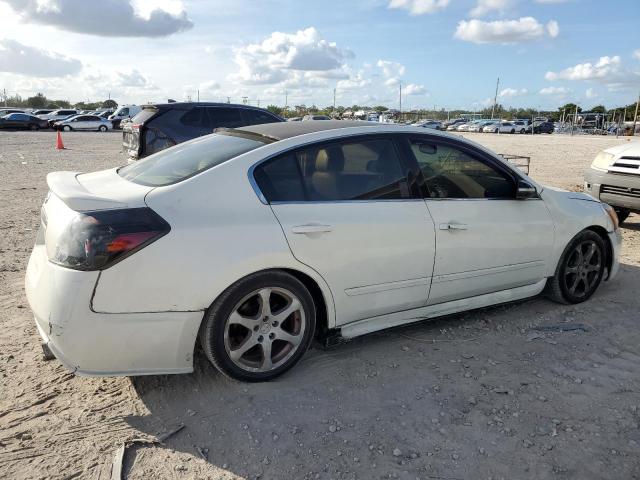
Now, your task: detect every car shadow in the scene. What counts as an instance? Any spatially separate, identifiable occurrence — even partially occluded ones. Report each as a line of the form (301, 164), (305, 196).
(120, 261), (640, 479)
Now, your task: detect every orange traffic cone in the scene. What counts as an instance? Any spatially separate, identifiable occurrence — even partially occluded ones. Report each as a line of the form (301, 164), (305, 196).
(56, 131), (65, 150)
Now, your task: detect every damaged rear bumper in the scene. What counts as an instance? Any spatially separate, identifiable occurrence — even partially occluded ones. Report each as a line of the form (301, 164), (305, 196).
(25, 244), (203, 376)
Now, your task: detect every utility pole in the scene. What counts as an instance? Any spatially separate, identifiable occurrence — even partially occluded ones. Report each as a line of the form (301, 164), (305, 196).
(284, 89), (288, 110)
(490, 77), (500, 120)
(226, 96), (230, 104)
(333, 87), (336, 111)
(571, 104), (579, 137)
(399, 81), (402, 118)
(197, 89), (200, 102)
(633, 90), (640, 136)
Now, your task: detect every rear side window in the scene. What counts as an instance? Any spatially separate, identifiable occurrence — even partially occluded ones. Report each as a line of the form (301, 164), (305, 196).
(180, 107), (208, 127)
(207, 107), (245, 128)
(119, 133), (267, 186)
(254, 137), (409, 202)
(131, 108), (158, 124)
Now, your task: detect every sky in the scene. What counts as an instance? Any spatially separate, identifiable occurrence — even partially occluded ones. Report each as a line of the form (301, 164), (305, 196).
(0, 0), (638, 111)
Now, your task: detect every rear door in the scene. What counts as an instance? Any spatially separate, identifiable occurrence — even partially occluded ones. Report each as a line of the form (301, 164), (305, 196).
(404, 135), (554, 305)
(254, 134), (436, 325)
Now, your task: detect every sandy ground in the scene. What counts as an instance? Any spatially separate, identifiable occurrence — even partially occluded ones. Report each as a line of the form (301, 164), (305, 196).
(1, 130), (639, 480)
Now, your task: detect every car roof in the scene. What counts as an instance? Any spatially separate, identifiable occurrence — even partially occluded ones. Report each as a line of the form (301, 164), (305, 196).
(144, 102), (272, 111)
(234, 120), (379, 140)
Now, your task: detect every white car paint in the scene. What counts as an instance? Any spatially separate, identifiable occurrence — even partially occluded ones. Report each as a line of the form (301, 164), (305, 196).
(497, 122), (517, 134)
(56, 115), (113, 131)
(25, 124), (621, 376)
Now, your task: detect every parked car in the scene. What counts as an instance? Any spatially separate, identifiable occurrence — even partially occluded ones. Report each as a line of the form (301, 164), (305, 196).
(0, 108), (26, 117)
(584, 142), (640, 223)
(302, 115), (331, 121)
(38, 109), (78, 127)
(0, 113), (49, 130)
(533, 121), (554, 134)
(414, 120), (442, 130)
(53, 114), (113, 132)
(31, 109), (54, 116)
(442, 118), (467, 130)
(26, 121), (621, 381)
(122, 102), (284, 160)
(497, 121), (517, 134)
(513, 120), (532, 134)
(468, 120), (492, 133)
(95, 110), (115, 119)
(456, 122), (475, 132)
(109, 105), (142, 129)
(480, 121), (499, 133)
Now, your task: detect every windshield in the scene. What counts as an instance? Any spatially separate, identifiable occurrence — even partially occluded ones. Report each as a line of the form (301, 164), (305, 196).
(118, 133), (268, 186)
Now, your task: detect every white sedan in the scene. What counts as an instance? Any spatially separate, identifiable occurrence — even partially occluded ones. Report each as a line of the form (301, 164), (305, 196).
(26, 122), (621, 381)
(497, 121), (518, 134)
(54, 114), (113, 132)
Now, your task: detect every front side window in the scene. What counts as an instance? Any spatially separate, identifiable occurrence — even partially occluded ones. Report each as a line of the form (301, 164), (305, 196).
(119, 133), (267, 186)
(409, 139), (515, 199)
(254, 137), (409, 202)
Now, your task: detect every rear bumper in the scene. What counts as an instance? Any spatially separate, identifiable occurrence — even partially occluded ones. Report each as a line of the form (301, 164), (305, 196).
(584, 168), (640, 212)
(25, 245), (203, 376)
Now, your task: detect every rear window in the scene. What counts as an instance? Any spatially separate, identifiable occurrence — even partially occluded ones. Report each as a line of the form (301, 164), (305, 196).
(118, 133), (267, 186)
(131, 107), (158, 124)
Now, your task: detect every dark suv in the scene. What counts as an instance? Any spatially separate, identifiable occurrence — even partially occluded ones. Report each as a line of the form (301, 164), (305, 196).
(123, 102), (284, 160)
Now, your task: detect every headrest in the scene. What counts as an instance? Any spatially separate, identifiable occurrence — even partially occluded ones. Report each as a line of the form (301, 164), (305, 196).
(315, 147), (344, 172)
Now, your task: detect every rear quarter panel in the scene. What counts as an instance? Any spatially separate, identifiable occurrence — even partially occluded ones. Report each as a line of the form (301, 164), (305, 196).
(90, 147), (337, 326)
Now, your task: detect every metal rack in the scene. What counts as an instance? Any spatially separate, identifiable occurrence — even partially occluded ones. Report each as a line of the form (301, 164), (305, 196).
(499, 154), (531, 175)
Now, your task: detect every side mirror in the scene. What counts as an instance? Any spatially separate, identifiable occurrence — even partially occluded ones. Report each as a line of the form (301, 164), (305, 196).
(516, 180), (538, 200)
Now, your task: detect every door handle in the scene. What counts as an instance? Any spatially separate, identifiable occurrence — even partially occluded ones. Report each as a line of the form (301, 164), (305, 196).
(291, 224), (333, 234)
(439, 222), (468, 231)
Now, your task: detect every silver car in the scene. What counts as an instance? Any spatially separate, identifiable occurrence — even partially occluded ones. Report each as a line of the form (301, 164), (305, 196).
(54, 115), (113, 132)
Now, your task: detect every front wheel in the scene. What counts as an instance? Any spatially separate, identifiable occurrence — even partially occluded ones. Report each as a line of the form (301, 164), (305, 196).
(200, 271), (316, 382)
(546, 230), (606, 304)
(510, 129), (515, 134)
(29, 124), (39, 131)
(520, 128), (526, 134)
(98, 125), (107, 132)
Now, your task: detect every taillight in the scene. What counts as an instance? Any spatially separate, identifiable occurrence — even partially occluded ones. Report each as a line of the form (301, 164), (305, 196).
(50, 207), (170, 271)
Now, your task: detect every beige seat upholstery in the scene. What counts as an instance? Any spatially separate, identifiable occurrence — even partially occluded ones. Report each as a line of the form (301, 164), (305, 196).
(311, 147), (344, 199)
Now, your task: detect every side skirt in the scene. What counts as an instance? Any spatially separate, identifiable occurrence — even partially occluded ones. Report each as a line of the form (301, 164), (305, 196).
(339, 279), (547, 340)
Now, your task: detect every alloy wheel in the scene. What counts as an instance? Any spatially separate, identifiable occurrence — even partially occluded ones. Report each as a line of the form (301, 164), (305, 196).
(224, 287), (306, 372)
(563, 240), (602, 299)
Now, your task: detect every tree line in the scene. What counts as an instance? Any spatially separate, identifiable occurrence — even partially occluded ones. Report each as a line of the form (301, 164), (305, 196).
(2, 92), (117, 110)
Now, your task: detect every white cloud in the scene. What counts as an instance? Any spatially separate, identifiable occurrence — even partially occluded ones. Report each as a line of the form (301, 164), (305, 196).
(469, 0), (513, 18)
(546, 20), (559, 38)
(0, 38), (81, 77)
(454, 17), (559, 44)
(337, 71), (371, 90)
(585, 87), (597, 99)
(403, 83), (427, 95)
(388, 0), (450, 15)
(376, 60), (406, 78)
(633, 49), (640, 61)
(3, 0), (193, 37)
(545, 55), (622, 81)
(539, 86), (570, 95)
(231, 27), (352, 85)
(498, 87), (528, 97)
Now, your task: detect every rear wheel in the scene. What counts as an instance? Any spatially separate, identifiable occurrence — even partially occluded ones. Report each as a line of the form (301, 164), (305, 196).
(547, 230), (606, 304)
(200, 271), (316, 382)
(63, 125), (71, 132)
(510, 129), (515, 134)
(98, 125), (107, 132)
(520, 128), (526, 134)
(29, 124), (39, 131)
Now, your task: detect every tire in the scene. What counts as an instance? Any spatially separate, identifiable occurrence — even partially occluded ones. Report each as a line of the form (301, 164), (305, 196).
(510, 129), (515, 134)
(98, 125), (107, 132)
(614, 208), (630, 224)
(63, 125), (71, 132)
(520, 128), (525, 134)
(546, 230), (606, 304)
(200, 270), (316, 382)
(29, 124), (38, 131)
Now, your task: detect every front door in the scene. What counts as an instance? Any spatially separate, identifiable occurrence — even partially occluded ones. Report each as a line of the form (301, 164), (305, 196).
(253, 135), (436, 325)
(404, 136), (554, 305)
